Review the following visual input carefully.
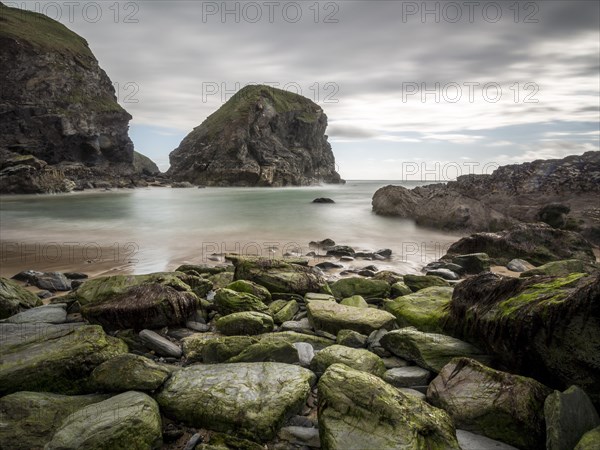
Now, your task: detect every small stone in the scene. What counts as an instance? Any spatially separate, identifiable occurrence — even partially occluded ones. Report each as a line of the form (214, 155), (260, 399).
(506, 258), (534, 272)
(139, 329), (182, 358)
(382, 356), (410, 369)
(279, 426), (321, 447)
(293, 342), (315, 367)
(336, 329), (367, 348)
(374, 249), (392, 258)
(383, 366), (431, 388)
(312, 198), (335, 203)
(456, 430), (519, 450)
(426, 268), (460, 280)
(186, 320), (210, 332)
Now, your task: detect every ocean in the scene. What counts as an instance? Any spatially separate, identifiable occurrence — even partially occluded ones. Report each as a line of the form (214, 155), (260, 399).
(0, 181), (462, 277)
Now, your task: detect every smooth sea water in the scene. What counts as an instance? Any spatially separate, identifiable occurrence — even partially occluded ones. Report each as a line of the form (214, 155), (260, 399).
(0, 181), (462, 276)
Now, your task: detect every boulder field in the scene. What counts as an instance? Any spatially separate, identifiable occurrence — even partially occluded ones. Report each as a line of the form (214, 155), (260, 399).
(1, 246), (599, 449)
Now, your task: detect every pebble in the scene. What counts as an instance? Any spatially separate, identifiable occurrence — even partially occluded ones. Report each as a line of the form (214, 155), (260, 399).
(382, 356), (410, 369)
(139, 329), (182, 358)
(293, 342), (315, 368)
(186, 321), (210, 332)
(383, 366), (432, 388)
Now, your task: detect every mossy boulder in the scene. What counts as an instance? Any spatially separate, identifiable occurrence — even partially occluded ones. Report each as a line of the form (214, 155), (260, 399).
(70, 272), (200, 330)
(0, 391), (108, 450)
(216, 311), (274, 336)
(318, 363), (460, 449)
(227, 340), (299, 364)
(443, 222), (596, 265)
(340, 295), (369, 308)
(155, 363), (316, 441)
(390, 281), (412, 298)
(450, 253), (491, 274)
(182, 331), (333, 364)
(372, 270), (404, 285)
(231, 256), (331, 295)
(520, 259), (598, 278)
(214, 288), (269, 316)
(446, 271), (600, 403)
(427, 357), (551, 450)
(330, 277), (390, 299)
(403, 274), (450, 292)
(380, 327), (489, 373)
(46, 391), (162, 450)
(0, 277), (42, 319)
(383, 286), (453, 332)
(306, 300), (395, 336)
(0, 323), (127, 395)
(209, 272), (235, 289)
(175, 264), (232, 276)
(89, 353), (172, 392)
(310, 344), (385, 377)
(271, 299), (299, 324)
(226, 279), (272, 303)
(545, 385), (600, 450)
(575, 427), (600, 450)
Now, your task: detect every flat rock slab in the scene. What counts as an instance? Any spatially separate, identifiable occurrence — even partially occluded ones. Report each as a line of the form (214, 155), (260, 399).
(380, 327), (489, 372)
(139, 329), (182, 358)
(90, 353), (173, 392)
(307, 300), (395, 335)
(383, 366), (431, 387)
(311, 344), (385, 377)
(0, 323), (127, 395)
(5, 303), (67, 324)
(156, 362), (316, 441)
(46, 391), (162, 450)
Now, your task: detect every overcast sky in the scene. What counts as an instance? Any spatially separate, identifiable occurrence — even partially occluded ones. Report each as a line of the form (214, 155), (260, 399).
(16, 0), (600, 179)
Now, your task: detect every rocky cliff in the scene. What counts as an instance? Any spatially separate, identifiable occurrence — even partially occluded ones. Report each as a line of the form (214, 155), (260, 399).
(168, 85), (343, 186)
(0, 3), (157, 193)
(372, 151), (600, 244)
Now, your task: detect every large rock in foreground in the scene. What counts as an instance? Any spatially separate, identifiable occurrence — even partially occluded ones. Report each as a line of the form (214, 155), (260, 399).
(46, 391), (162, 450)
(443, 223), (596, 265)
(427, 358), (551, 450)
(318, 363), (460, 449)
(155, 362), (316, 441)
(0, 391), (108, 450)
(0, 323), (127, 395)
(446, 271), (600, 403)
(168, 84), (343, 186)
(371, 151), (600, 244)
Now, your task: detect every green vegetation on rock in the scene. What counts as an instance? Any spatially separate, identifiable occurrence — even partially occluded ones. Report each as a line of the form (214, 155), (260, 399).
(330, 277), (390, 299)
(318, 363), (460, 450)
(216, 311), (274, 336)
(0, 277), (42, 319)
(310, 345), (386, 377)
(90, 353), (172, 392)
(307, 300), (396, 335)
(383, 286), (453, 332)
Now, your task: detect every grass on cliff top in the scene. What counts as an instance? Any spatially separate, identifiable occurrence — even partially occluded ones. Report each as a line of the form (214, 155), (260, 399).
(198, 84), (322, 138)
(0, 3), (93, 58)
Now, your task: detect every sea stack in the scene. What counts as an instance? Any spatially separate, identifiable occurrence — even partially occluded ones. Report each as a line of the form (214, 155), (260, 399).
(0, 3), (155, 193)
(168, 85), (344, 186)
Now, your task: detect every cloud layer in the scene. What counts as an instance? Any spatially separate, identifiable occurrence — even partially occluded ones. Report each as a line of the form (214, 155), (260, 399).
(14, 0), (600, 177)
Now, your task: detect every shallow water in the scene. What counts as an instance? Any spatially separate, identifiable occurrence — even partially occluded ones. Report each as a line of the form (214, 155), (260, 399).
(0, 181), (462, 276)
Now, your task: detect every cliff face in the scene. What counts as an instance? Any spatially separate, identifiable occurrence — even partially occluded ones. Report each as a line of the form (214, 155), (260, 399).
(168, 85), (343, 186)
(372, 151), (600, 243)
(0, 4), (156, 193)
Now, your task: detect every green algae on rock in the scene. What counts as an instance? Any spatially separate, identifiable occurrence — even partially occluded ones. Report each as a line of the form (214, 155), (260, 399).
(214, 288), (269, 315)
(383, 286), (453, 333)
(447, 271), (600, 403)
(427, 357), (551, 450)
(0, 277), (42, 319)
(46, 391), (162, 450)
(155, 362), (316, 442)
(330, 277), (391, 299)
(89, 353), (173, 392)
(216, 311), (274, 336)
(403, 274), (450, 292)
(307, 300), (396, 335)
(310, 344), (386, 377)
(0, 323), (127, 395)
(318, 363), (460, 450)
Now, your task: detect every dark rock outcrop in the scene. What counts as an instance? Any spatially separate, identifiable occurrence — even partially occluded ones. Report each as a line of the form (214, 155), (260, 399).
(445, 271), (600, 404)
(443, 223), (596, 266)
(0, 4), (158, 193)
(372, 151), (600, 243)
(168, 85), (343, 186)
